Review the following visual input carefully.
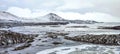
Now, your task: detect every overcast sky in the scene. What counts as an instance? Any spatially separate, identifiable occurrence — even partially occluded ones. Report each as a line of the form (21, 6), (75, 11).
(0, 0), (120, 22)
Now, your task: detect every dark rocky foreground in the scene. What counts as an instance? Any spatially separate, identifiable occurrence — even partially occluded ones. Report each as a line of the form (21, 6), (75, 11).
(0, 30), (37, 47)
(64, 34), (120, 45)
(98, 26), (120, 30)
(45, 32), (120, 45)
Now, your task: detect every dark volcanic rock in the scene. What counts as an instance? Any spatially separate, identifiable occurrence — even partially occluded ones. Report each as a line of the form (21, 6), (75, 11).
(46, 32), (69, 39)
(52, 42), (63, 45)
(13, 43), (31, 51)
(0, 22), (68, 28)
(98, 26), (120, 30)
(0, 30), (37, 47)
(67, 26), (89, 28)
(64, 34), (120, 45)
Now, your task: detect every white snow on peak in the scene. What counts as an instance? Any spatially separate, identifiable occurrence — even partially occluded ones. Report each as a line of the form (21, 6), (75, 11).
(0, 11), (21, 21)
(35, 13), (66, 22)
(0, 12), (67, 23)
(0, 11), (98, 23)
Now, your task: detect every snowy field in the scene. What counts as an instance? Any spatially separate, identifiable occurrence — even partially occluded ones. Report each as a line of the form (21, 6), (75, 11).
(0, 23), (120, 54)
(9, 23), (120, 35)
(36, 44), (120, 54)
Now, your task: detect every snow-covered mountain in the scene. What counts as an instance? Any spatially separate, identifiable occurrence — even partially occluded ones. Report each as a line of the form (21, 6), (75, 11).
(36, 13), (98, 24)
(0, 11), (32, 23)
(0, 11), (21, 21)
(0, 11), (98, 24)
(35, 13), (66, 22)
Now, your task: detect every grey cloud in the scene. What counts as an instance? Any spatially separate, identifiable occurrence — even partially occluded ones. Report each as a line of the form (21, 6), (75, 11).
(0, 0), (120, 18)
(58, 0), (120, 17)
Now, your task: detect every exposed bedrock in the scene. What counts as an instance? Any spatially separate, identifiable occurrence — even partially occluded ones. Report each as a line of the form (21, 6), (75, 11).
(46, 32), (69, 39)
(98, 26), (120, 30)
(0, 30), (37, 46)
(64, 34), (120, 45)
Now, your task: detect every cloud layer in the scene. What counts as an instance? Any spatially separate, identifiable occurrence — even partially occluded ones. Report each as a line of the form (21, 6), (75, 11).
(0, 0), (120, 22)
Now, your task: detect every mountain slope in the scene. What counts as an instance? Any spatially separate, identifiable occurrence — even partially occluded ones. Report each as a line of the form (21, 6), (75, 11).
(36, 13), (98, 24)
(36, 13), (66, 22)
(0, 11), (20, 21)
(0, 11), (99, 24)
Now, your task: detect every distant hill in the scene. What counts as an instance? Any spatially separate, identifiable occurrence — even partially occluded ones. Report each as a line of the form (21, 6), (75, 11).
(36, 13), (98, 24)
(0, 11), (99, 24)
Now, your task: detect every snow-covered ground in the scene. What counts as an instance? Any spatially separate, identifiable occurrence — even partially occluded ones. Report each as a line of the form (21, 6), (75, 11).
(36, 44), (120, 54)
(0, 23), (120, 54)
(1, 11), (120, 54)
(9, 23), (120, 35)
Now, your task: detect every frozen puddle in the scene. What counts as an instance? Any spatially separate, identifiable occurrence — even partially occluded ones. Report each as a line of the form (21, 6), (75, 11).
(36, 44), (120, 54)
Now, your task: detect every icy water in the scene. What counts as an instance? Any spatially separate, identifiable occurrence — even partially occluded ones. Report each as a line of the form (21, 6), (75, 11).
(1, 22), (120, 54)
(36, 44), (120, 54)
(9, 22), (120, 35)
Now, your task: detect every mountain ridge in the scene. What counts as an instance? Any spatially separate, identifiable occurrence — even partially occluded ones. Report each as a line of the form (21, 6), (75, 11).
(0, 11), (99, 24)
(35, 13), (66, 22)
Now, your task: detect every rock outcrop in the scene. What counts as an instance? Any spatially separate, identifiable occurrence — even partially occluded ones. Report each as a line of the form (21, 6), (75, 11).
(65, 34), (120, 45)
(98, 26), (120, 30)
(0, 30), (37, 46)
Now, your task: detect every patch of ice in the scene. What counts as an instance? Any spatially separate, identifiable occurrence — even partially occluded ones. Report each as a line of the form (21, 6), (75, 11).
(36, 44), (120, 54)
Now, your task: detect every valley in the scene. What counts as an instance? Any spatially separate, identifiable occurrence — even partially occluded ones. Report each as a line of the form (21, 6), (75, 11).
(0, 11), (120, 54)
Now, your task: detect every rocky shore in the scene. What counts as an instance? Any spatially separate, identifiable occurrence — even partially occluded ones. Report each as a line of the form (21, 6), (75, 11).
(46, 32), (120, 45)
(0, 22), (68, 28)
(65, 34), (120, 45)
(98, 26), (120, 30)
(0, 30), (37, 47)
(66, 26), (89, 28)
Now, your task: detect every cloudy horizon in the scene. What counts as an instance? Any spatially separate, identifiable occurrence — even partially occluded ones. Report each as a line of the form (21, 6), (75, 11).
(0, 0), (120, 22)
